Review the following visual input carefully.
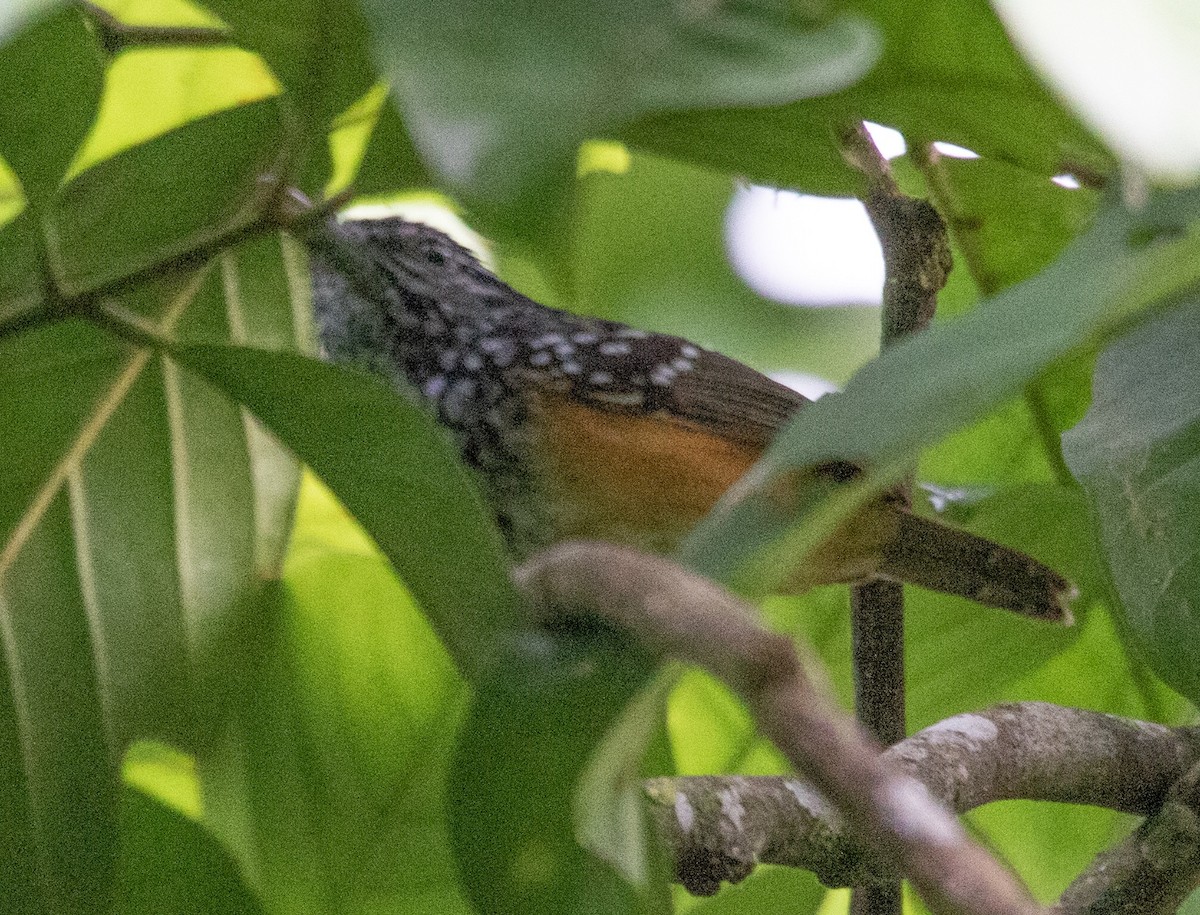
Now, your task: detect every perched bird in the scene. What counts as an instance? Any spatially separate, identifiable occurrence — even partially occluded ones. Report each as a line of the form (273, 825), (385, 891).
(309, 216), (1073, 622)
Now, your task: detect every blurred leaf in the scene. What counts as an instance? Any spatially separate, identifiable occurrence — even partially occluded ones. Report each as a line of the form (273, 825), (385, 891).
(341, 88), (433, 198)
(576, 668), (677, 888)
(992, 1), (1200, 183)
(915, 156), (1101, 300)
(681, 188), (1200, 594)
(688, 865), (825, 914)
(0, 0), (61, 42)
(200, 0), (379, 190)
(626, 0), (1112, 198)
(202, 0), (375, 124)
(574, 150), (881, 385)
(0, 232), (305, 913)
(117, 783), (263, 915)
(449, 626), (663, 914)
(0, 211), (44, 330)
(48, 99), (284, 296)
(358, 0), (880, 234)
(1062, 299), (1200, 703)
(0, 5), (104, 207)
(165, 344), (522, 679)
(199, 477), (473, 915)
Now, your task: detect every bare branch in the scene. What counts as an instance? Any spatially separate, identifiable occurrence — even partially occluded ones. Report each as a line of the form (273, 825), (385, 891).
(1058, 759), (1200, 915)
(516, 541), (1043, 915)
(840, 120), (953, 915)
(647, 704), (1200, 888)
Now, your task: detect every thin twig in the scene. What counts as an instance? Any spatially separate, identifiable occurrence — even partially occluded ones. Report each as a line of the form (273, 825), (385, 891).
(909, 142), (1076, 488)
(78, 1), (234, 53)
(516, 541), (1043, 915)
(839, 121), (951, 915)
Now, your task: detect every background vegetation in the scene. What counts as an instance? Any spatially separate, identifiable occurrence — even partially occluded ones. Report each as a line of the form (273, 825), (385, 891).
(1, 1), (1198, 913)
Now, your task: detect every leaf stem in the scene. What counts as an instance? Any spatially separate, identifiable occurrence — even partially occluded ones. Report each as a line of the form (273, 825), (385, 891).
(77, 1), (234, 52)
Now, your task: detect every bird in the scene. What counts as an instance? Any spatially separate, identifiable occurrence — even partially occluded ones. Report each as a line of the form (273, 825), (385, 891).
(308, 215), (1074, 622)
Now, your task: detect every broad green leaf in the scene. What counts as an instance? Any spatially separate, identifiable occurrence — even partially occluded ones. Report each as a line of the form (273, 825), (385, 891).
(198, 478), (472, 915)
(449, 627), (663, 915)
(909, 156), (1100, 300)
(47, 99), (284, 296)
(166, 344), (522, 678)
(1062, 299), (1200, 703)
(0, 234), (305, 913)
(200, 0), (379, 190)
(77, 46), (280, 173)
(202, 0), (376, 127)
(681, 188), (1200, 594)
(992, 1), (1200, 183)
(337, 86), (433, 198)
(626, 0), (1112, 198)
(117, 763), (263, 915)
(0, 5), (104, 207)
(358, 0), (880, 233)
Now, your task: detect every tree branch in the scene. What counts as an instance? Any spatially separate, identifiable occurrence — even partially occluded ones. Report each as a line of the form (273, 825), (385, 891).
(1058, 759), (1200, 915)
(516, 541), (1043, 915)
(646, 703), (1200, 889)
(839, 120), (952, 915)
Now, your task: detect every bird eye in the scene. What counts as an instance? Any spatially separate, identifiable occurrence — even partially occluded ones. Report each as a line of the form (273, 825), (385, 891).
(426, 248), (446, 265)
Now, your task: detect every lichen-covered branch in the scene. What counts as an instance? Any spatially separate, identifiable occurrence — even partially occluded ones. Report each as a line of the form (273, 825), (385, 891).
(516, 541), (1043, 915)
(646, 704), (1200, 889)
(1058, 759), (1200, 915)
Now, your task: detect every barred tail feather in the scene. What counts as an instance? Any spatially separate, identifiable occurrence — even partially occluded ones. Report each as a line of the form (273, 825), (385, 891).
(879, 511), (1076, 623)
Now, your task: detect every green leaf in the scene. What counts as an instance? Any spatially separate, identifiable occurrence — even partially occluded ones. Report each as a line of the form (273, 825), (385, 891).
(0, 5), (104, 207)
(47, 99), (285, 296)
(203, 0), (376, 126)
(118, 747), (264, 915)
(449, 626), (663, 914)
(912, 156), (1101, 300)
(0, 210), (43, 328)
(680, 188), (1200, 595)
(341, 88), (433, 198)
(1062, 299), (1200, 703)
(0, 234), (306, 912)
(200, 0), (380, 190)
(166, 344), (522, 679)
(357, 0), (880, 233)
(198, 480), (472, 914)
(688, 865), (825, 914)
(626, 0), (1112, 198)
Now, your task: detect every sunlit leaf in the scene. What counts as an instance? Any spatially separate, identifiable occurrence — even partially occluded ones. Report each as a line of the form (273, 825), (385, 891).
(197, 478), (473, 914)
(48, 99), (284, 296)
(165, 344), (522, 678)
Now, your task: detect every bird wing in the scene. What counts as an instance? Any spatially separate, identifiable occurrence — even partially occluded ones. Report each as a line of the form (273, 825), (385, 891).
(663, 350), (810, 449)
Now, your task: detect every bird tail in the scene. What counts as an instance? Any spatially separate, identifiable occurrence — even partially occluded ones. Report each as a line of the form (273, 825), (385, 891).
(878, 511), (1076, 623)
